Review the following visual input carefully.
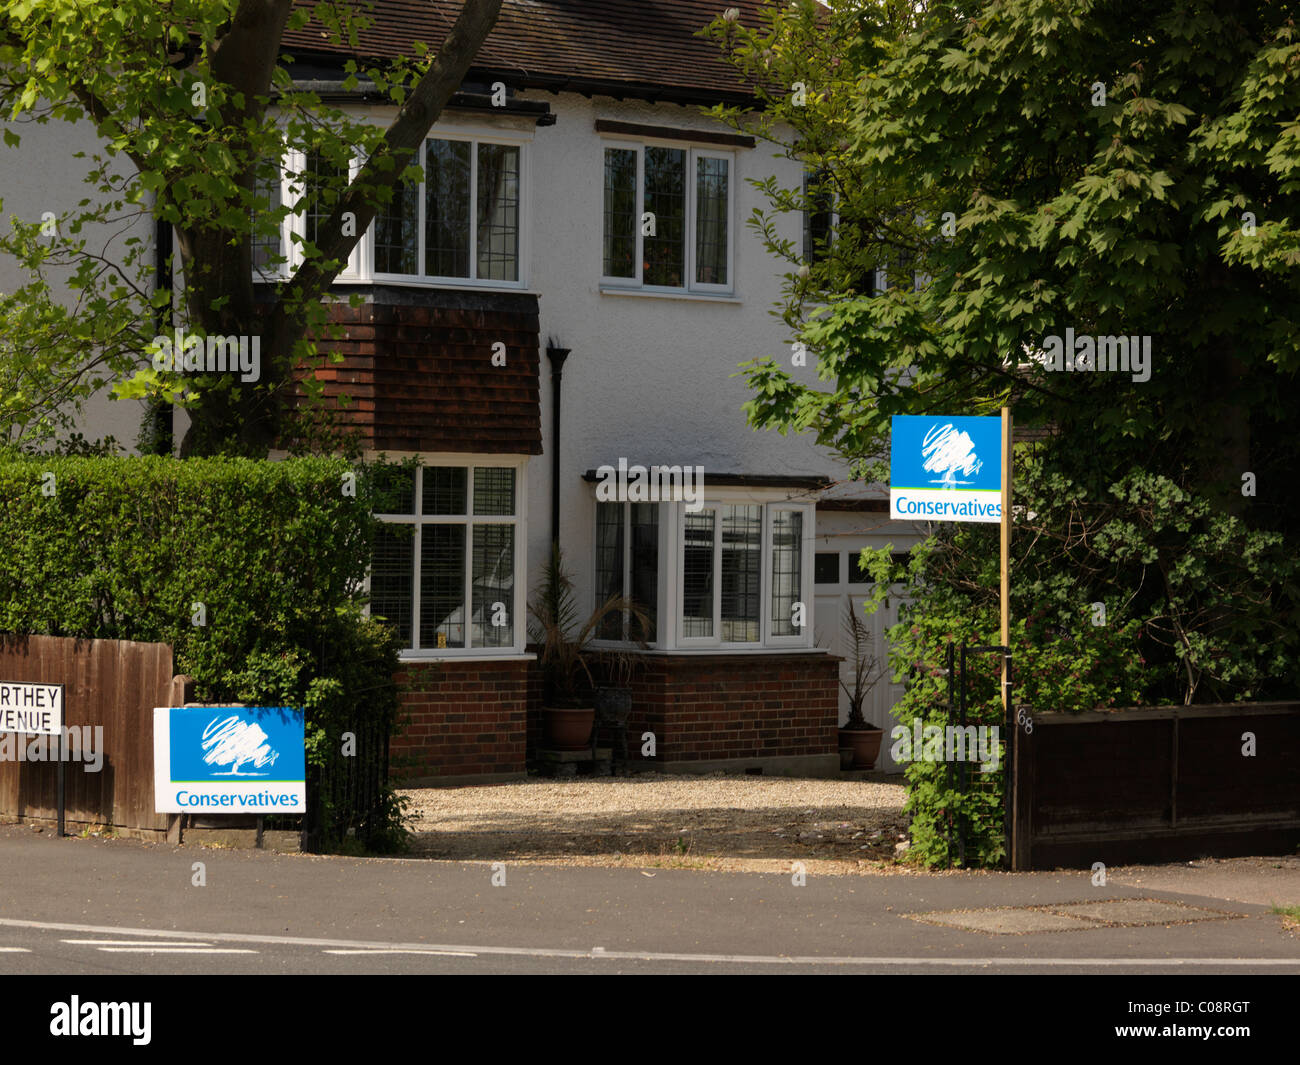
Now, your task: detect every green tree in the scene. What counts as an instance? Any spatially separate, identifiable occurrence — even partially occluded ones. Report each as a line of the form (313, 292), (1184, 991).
(708, 0), (1300, 504)
(709, 1), (1300, 708)
(0, 0), (503, 455)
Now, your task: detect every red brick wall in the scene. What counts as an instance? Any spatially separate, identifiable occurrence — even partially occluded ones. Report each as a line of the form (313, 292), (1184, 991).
(526, 653), (839, 765)
(391, 660), (529, 780)
(287, 286), (542, 455)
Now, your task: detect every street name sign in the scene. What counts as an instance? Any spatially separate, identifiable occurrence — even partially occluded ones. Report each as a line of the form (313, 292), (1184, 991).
(0, 681), (64, 735)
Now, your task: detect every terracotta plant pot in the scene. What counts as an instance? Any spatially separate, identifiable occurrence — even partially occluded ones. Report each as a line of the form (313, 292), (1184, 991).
(839, 727), (884, 770)
(839, 748), (856, 770)
(543, 706), (595, 750)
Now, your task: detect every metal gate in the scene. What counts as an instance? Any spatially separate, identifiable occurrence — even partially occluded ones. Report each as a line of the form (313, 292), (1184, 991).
(941, 640), (1017, 868)
(298, 706), (393, 852)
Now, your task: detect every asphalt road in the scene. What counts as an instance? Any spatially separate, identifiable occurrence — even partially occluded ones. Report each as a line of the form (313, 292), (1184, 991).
(0, 825), (1297, 976)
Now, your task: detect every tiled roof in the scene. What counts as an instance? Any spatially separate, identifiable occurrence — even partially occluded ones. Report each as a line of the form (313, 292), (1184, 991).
(283, 0), (769, 103)
(290, 291), (544, 456)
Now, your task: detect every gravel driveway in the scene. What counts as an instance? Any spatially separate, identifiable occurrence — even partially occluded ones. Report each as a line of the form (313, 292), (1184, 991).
(401, 773), (911, 874)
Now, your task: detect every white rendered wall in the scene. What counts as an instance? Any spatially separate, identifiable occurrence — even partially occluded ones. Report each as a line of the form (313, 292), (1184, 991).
(0, 113), (153, 450)
(517, 91), (867, 619)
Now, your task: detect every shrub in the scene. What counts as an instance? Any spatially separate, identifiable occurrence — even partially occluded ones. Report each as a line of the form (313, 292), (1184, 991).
(855, 440), (1299, 868)
(0, 453), (406, 852)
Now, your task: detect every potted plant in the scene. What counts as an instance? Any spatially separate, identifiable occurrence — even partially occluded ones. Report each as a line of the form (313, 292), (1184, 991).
(838, 600), (885, 769)
(594, 653), (636, 725)
(529, 545), (648, 750)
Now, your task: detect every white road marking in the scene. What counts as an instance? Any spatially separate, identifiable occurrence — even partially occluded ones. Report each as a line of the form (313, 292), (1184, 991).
(63, 939), (213, 947)
(2, 917), (1296, 968)
(0, 947), (31, 953)
(323, 949), (477, 957)
(95, 947), (257, 955)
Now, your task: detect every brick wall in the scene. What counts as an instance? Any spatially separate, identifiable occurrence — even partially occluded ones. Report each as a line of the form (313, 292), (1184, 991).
(526, 652), (839, 766)
(287, 285), (542, 455)
(391, 660), (529, 781)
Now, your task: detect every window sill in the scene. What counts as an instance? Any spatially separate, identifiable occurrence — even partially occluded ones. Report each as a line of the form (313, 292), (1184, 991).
(634, 647), (827, 656)
(254, 275), (537, 295)
(398, 652), (536, 664)
(365, 277), (534, 293)
(599, 286), (742, 304)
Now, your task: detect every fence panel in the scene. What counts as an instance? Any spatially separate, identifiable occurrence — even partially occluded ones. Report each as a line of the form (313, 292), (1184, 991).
(0, 634), (173, 835)
(1011, 703), (1300, 869)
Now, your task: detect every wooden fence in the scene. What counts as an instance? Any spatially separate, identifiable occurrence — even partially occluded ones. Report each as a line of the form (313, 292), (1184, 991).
(1010, 702), (1300, 869)
(0, 634), (175, 837)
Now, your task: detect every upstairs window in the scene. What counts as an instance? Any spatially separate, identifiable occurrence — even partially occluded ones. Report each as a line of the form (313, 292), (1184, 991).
(602, 142), (734, 294)
(802, 170), (834, 265)
(373, 137), (522, 285)
(256, 133), (526, 288)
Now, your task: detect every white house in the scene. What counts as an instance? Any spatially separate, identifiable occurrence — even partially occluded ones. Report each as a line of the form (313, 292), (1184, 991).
(1, 0), (922, 779)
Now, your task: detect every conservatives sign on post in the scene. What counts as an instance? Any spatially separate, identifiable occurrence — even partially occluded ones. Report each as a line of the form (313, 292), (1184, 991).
(153, 706), (305, 813)
(890, 415), (1002, 524)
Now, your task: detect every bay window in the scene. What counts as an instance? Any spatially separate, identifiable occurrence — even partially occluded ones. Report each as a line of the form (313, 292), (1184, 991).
(678, 502), (808, 646)
(594, 495), (814, 650)
(374, 137), (521, 284)
(594, 502), (659, 641)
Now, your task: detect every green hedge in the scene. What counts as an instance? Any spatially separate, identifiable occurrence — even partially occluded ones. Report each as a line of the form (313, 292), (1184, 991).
(0, 454), (407, 852)
(859, 443), (1299, 869)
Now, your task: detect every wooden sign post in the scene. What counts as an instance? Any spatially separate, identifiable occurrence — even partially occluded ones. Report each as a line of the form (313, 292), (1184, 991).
(1000, 406), (1012, 713)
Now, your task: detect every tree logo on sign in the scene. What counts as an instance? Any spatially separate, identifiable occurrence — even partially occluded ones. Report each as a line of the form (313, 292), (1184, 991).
(921, 423), (983, 488)
(201, 715), (280, 777)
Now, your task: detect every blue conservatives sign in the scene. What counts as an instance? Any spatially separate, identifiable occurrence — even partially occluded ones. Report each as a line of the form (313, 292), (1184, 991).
(890, 415), (1003, 523)
(153, 706), (305, 813)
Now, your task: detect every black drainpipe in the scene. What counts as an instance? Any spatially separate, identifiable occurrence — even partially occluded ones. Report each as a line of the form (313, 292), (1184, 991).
(545, 340), (571, 551)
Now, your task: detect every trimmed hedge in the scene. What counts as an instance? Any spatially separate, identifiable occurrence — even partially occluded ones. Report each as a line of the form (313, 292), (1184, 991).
(0, 454), (406, 852)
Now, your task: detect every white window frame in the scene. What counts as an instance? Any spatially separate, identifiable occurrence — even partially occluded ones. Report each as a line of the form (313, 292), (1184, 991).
(666, 496), (815, 651)
(252, 145), (292, 283)
(366, 453), (529, 661)
(282, 146), (364, 279)
(599, 138), (736, 296)
(589, 500), (665, 650)
(369, 129), (530, 290)
(801, 168), (838, 266)
(676, 503), (726, 647)
(259, 125), (531, 291)
(765, 505), (810, 648)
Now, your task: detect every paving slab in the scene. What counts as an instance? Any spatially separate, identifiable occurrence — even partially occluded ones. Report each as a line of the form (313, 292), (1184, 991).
(1048, 898), (1237, 926)
(1109, 856), (1300, 907)
(906, 907), (1092, 934)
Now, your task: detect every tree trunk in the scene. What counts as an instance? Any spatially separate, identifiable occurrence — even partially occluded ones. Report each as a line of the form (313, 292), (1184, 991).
(178, 0), (505, 456)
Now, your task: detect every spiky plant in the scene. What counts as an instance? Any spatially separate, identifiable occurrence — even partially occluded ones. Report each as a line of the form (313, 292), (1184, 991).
(841, 599), (883, 730)
(528, 544), (649, 706)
